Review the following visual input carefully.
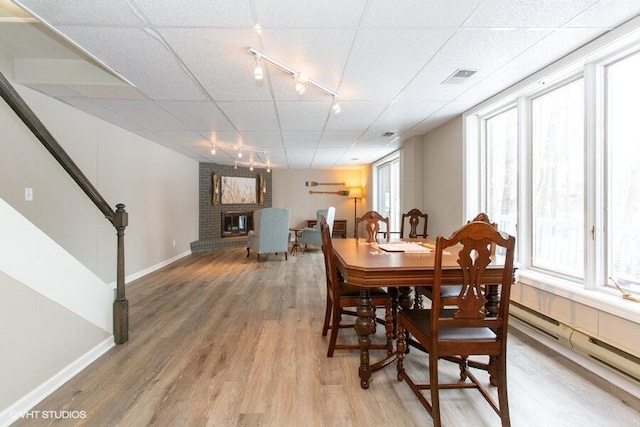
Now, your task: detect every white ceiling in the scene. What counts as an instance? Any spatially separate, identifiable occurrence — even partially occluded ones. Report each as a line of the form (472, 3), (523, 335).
(1, 0), (639, 169)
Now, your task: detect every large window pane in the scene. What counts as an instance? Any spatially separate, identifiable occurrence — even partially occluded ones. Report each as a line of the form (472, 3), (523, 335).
(606, 51), (640, 293)
(375, 157), (399, 233)
(486, 107), (518, 244)
(531, 79), (584, 277)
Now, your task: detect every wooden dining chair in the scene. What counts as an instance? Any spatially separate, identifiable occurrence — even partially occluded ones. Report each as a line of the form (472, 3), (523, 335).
(400, 208), (428, 238)
(396, 221), (516, 427)
(356, 210), (390, 243)
(320, 216), (393, 357)
(415, 212), (498, 307)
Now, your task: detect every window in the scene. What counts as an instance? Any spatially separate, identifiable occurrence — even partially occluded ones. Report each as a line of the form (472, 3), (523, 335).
(606, 51), (640, 293)
(374, 153), (400, 233)
(485, 107), (518, 247)
(466, 30), (640, 299)
(531, 79), (584, 278)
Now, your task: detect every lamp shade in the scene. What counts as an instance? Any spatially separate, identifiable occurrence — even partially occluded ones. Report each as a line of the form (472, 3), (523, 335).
(348, 187), (363, 198)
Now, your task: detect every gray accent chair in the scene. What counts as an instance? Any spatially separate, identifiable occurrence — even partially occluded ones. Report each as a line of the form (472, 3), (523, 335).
(246, 208), (291, 262)
(299, 207), (335, 249)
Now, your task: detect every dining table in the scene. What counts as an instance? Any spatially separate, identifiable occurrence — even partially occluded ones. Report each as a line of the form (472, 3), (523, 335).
(331, 237), (509, 389)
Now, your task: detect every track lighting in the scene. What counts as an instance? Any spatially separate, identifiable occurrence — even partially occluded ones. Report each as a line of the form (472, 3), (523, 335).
(253, 55), (263, 81)
(332, 97), (341, 114)
(208, 139), (271, 171)
(295, 77), (306, 95)
(247, 47), (340, 111)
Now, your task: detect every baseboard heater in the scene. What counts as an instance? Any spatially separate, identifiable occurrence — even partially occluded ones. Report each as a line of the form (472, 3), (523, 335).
(510, 301), (640, 383)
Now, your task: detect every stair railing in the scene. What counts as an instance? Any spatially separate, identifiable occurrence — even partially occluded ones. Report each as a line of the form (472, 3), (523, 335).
(0, 71), (129, 344)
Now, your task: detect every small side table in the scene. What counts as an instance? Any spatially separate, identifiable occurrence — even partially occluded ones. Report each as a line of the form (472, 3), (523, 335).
(289, 227), (305, 255)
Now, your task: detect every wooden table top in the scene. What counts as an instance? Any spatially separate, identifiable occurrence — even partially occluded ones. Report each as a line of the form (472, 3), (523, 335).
(331, 238), (506, 287)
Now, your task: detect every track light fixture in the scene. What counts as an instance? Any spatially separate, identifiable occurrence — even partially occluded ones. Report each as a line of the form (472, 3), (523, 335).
(253, 55), (264, 80)
(209, 141), (271, 172)
(332, 96), (341, 114)
(248, 47), (341, 113)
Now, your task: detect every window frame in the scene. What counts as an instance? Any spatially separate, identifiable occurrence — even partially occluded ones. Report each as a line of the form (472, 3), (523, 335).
(463, 19), (640, 320)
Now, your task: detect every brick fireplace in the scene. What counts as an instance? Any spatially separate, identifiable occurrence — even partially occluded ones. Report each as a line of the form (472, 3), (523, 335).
(190, 162), (272, 252)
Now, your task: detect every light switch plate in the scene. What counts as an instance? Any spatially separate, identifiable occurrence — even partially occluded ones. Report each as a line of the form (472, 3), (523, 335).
(25, 187), (33, 201)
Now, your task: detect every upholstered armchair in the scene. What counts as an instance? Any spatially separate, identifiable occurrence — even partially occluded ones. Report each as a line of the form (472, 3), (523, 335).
(299, 207), (335, 248)
(246, 208), (291, 262)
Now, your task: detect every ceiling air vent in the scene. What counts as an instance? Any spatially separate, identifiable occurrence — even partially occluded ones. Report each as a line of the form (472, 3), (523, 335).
(441, 69), (477, 85)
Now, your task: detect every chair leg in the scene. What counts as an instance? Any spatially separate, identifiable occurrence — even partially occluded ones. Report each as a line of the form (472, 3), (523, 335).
(246, 247), (250, 257)
(384, 302), (393, 355)
(429, 351), (441, 427)
(496, 355), (511, 427)
(327, 305), (341, 357)
(322, 295), (332, 337)
(257, 254), (260, 263)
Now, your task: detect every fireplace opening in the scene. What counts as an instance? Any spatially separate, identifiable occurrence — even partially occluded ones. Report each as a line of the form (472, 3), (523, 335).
(221, 210), (254, 238)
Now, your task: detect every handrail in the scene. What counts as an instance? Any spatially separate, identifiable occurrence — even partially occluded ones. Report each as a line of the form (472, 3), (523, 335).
(0, 71), (129, 344)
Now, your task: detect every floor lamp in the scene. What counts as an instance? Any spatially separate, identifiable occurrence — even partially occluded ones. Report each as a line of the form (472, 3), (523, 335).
(348, 187), (363, 238)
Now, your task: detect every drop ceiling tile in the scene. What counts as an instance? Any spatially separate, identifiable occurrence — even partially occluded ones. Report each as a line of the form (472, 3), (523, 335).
(15, 0), (144, 26)
(565, 1), (640, 28)
(156, 101), (235, 131)
(134, 0), (253, 27)
(276, 100), (332, 131)
(56, 26), (208, 101)
(160, 28), (268, 102)
(207, 130), (245, 146)
(362, 0), (483, 27)
(93, 99), (190, 130)
(153, 129), (209, 145)
(370, 101), (446, 134)
(399, 28), (552, 101)
(463, 0), (596, 28)
(281, 131), (322, 147)
(259, 28), (355, 90)
(324, 100), (389, 131)
(239, 131), (283, 148)
(340, 28), (457, 100)
(254, 0), (367, 27)
(319, 131), (362, 148)
(455, 28), (606, 103)
(217, 101), (280, 131)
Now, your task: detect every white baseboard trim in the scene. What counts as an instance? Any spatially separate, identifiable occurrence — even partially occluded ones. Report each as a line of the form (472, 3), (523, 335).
(109, 249), (192, 290)
(510, 316), (640, 401)
(0, 337), (114, 427)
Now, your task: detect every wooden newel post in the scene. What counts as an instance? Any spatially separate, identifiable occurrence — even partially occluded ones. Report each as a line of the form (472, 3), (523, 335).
(113, 203), (129, 344)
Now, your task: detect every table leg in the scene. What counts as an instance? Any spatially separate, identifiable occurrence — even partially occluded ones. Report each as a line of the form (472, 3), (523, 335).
(289, 231), (304, 255)
(355, 289), (375, 389)
(485, 284), (499, 317)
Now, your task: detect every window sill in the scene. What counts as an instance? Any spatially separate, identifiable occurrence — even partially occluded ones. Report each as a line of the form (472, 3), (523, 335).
(516, 269), (640, 324)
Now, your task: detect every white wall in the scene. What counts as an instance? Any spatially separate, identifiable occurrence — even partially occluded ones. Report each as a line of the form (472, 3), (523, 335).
(400, 137), (424, 215)
(422, 116), (465, 238)
(273, 168), (368, 237)
(0, 83), (199, 283)
(0, 271), (110, 418)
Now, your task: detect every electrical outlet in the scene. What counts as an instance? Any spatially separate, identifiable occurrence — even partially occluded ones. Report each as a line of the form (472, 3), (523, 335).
(25, 188), (33, 201)
(172, 239), (176, 247)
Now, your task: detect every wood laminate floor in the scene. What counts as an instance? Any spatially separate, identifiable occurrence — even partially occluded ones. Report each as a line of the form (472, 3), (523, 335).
(13, 247), (640, 426)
